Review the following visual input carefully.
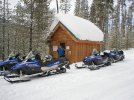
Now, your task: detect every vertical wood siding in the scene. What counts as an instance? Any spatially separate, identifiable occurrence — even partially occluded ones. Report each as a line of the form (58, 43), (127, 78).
(49, 25), (102, 63)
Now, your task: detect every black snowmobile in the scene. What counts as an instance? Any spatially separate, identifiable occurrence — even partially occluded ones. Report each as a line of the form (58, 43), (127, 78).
(75, 52), (111, 70)
(4, 52), (70, 83)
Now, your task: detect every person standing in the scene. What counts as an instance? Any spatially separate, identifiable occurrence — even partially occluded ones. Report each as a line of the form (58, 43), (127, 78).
(57, 45), (65, 58)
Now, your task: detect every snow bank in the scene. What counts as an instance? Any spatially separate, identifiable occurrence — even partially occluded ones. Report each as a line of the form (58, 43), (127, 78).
(50, 14), (104, 41)
(0, 49), (134, 100)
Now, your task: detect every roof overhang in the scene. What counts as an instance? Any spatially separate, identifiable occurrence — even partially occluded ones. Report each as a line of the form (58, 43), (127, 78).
(46, 22), (79, 42)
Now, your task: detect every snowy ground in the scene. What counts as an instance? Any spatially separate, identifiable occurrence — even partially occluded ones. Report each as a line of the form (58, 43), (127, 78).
(0, 49), (134, 100)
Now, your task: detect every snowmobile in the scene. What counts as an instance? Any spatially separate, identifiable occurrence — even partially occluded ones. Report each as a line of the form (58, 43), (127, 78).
(108, 50), (125, 63)
(0, 52), (22, 76)
(75, 52), (111, 70)
(4, 52), (70, 83)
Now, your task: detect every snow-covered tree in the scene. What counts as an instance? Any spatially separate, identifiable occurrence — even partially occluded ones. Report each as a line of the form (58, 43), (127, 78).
(0, 0), (2, 59)
(125, 2), (134, 49)
(60, 0), (71, 14)
(80, 0), (90, 20)
(74, 0), (80, 17)
(110, 5), (120, 49)
(17, 0), (53, 54)
(74, 0), (90, 20)
(90, 0), (113, 31)
(0, 0), (54, 59)
(90, 0), (113, 50)
(0, 0), (12, 60)
(109, 0), (134, 50)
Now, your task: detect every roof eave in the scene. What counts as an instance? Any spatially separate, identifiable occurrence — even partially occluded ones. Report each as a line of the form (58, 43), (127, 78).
(46, 22), (79, 42)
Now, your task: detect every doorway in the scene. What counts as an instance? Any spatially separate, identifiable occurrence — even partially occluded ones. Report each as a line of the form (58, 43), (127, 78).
(60, 43), (65, 49)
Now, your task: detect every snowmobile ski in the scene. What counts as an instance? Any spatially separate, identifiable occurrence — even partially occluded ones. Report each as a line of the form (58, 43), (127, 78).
(4, 74), (31, 83)
(75, 63), (87, 69)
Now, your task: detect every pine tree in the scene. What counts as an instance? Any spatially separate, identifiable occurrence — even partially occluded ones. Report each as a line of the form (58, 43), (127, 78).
(109, 0), (134, 50)
(2, 0), (6, 60)
(12, 1), (30, 55)
(126, 2), (133, 49)
(80, 0), (90, 20)
(0, 0), (2, 59)
(0, 0), (11, 60)
(74, 0), (80, 16)
(60, 0), (71, 14)
(118, 0), (126, 49)
(19, 0), (52, 53)
(21, 0), (35, 51)
(74, 0), (90, 20)
(89, 2), (96, 24)
(0, 0), (54, 59)
(110, 5), (120, 49)
(90, 0), (113, 50)
(90, 0), (113, 31)
(33, 0), (54, 55)
(0, 0), (54, 57)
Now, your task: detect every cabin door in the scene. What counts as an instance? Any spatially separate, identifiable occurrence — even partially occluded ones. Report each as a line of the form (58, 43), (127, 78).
(60, 43), (65, 49)
(60, 42), (72, 63)
(60, 43), (65, 57)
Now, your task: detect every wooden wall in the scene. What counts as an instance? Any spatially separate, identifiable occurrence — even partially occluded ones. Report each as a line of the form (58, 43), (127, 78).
(76, 41), (101, 62)
(50, 25), (76, 63)
(49, 24), (102, 64)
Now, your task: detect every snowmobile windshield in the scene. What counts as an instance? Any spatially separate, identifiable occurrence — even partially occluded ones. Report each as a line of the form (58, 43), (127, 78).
(9, 52), (15, 57)
(7, 52), (16, 60)
(24, 51), (35, 61)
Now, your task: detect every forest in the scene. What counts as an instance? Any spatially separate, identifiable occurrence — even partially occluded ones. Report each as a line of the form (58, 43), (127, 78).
(0, 0), (134, 60)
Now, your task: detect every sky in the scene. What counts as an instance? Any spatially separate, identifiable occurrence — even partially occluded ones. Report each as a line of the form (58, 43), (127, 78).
(9, 0), (19, 9)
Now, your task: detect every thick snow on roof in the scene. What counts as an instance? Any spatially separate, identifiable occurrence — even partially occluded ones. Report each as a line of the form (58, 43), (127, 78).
(50, 14), (104, 41)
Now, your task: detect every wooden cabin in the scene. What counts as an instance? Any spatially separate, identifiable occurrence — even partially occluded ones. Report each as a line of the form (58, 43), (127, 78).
(47, 14), (104, 63)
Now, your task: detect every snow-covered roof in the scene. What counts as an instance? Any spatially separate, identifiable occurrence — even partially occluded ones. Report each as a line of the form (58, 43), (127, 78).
(49, 14), (104, 42)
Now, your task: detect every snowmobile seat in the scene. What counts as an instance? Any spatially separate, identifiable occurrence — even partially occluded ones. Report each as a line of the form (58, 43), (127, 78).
(41, 60), (52, 66)
(9, 57), (14, 60)
(118, 50), (124, 55)
(103, 52), (110, 57)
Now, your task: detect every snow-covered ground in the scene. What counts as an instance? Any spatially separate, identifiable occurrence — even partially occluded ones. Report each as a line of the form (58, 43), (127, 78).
(0, 49), (134, 100)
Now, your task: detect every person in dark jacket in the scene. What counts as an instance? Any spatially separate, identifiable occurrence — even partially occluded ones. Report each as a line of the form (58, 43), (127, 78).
(57, 45), (65, 58)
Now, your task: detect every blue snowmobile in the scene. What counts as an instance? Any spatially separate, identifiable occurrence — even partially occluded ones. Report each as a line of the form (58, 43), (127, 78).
(108, 50), (125, 63)
(0, 52), (22, 76)
(4, 51), (70, 83)
(75, 52), (111, 70)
